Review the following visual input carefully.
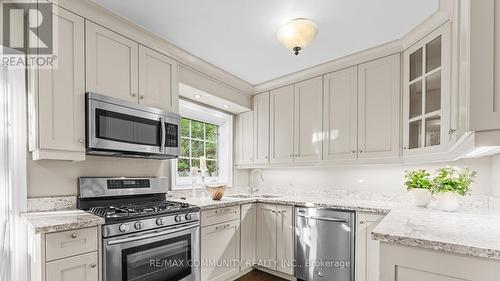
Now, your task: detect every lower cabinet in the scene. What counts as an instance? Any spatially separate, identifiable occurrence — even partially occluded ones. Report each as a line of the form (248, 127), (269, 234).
(356, 213), (384, 281)
(240, 203), (257, 272)
(29, 226), (100, 281)
(200, 209), (240, 281)
(256, 203), (294, 275)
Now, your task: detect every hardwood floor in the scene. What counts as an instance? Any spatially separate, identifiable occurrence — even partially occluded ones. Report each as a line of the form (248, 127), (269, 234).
(235, 270), (288, 281)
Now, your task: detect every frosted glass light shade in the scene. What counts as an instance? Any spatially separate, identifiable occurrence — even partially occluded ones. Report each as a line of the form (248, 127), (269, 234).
(277, 18), (318, 55)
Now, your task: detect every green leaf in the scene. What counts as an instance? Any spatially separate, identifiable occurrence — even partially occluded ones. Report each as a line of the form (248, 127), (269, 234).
(206, 124), (218, 142)
(191, 120), (204, 139)
(191, 140), (204, 158)
(181, 118), (190, 137)
(206, 141), (217, 159)
(180, 138), (190, 157)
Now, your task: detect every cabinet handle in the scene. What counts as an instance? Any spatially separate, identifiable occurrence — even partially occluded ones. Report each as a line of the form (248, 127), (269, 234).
(359, 149), (363, 153)
(90, 263), (96, 268)
(272, 210), (276, 213)
(449, 129), (457, 135)
(351, 150), (356, 154)
(402, 146), (408, 151)
(264, 156), (268, 159)
(140, 95), (145, 100)
(71, 233), (78, 239)
(79, 138), (84, 144)
(131, 93), (136, 97)
(359, 220), (365, 224)
(289, 154), (293, 158)
(215, 224), (231, 230)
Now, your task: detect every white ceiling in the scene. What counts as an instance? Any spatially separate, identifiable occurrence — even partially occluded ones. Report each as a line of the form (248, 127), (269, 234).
(95, 0), (439, 85)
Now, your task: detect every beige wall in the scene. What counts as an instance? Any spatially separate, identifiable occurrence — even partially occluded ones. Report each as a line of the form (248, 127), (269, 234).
(27, 156), (170, 197)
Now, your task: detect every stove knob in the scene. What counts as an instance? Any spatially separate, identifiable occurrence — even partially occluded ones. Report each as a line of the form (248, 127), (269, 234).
(156, 218), (165, 226)
(174, 215), (182, 222)
(185, 214), (192, 221)
(118, 224), (130, 233)
(134, 221), (144, 230)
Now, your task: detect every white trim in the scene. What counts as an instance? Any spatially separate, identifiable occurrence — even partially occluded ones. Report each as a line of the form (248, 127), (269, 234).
(171, 100), (233, 189)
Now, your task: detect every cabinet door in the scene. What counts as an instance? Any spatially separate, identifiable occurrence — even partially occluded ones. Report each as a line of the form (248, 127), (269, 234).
(358, 54), (401, 159)
(270, 85), (295, 163)
(86, 21), (138, 103)
(403, 23), (451, 155)
(253, 92), (270, 164)
(276, 205), (294, 275)
(240, 203), (257, 271)
(256, 203), (277, 270)
(201, 220), (240, 281)
(235, 111), (254, 165)
(46, 252), (98, 281)
(356, 213), (384, 281)
(294, 77), (323, 162)
(36, 8), (85, 160)
(323, 67), (358, 161)
(138, 45), (179, 112)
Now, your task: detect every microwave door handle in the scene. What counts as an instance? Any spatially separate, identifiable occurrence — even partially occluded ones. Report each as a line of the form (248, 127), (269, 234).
(160, 116), (166, 154)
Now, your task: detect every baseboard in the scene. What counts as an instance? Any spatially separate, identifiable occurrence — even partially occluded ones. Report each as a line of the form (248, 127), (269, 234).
(253, 266), (297, 281)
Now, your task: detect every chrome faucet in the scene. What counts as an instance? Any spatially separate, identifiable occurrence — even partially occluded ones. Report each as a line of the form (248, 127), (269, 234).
(250, 169), (264, 196)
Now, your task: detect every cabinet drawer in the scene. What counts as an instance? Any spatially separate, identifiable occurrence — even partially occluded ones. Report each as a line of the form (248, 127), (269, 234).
(46, 227), (98, 261)
(46, 251), (98, 281)
(201, 206), (240, 227)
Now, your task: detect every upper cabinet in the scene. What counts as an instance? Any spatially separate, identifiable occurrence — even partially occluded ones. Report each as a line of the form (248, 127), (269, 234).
(323, 66), (358, 161)
(86, 21), (139, 103)
(294, 76), (323, 162)
(235, 111), (254, 165)
(269, 85), (295, 164)
(28, 7), (86, 161)
(139, 45), (179, 113)
(253, 92), (270, 164)
(358, 54), (401, 159)
(403, 23), (451, 156)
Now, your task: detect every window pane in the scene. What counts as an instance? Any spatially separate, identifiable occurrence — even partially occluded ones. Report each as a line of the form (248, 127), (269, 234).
(191, 158), (200, 170)
(410, 48), (423, 81)
(425, 115), (441, 147)
(426, 36), (441, 73)
(181, 138), (190, 157)
(191, 140), (204, 158)
(177, 158), (190, 177)
(409, 120), (422, 149)
(409, 80), (422, 119)
(206, 124), (218, 142)
(181, 118), (190, 137)
(191, 120), (204, 139)
(425, 71), (441, 113)
(207, 160), (218, 177)
(206, 142), (217, 159)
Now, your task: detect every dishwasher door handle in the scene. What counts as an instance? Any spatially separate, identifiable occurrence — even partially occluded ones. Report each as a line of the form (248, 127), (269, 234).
(297, 213), (349, 223)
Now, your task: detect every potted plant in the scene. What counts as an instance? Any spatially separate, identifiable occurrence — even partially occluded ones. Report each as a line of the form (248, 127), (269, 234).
(432, 167), (477, 212)
(404, 169), (432, 207)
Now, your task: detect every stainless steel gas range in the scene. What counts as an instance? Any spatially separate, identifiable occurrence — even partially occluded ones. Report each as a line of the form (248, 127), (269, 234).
(77, 177), (200, 281)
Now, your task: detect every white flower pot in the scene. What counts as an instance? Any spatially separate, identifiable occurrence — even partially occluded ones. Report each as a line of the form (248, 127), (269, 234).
(409, 189), (431, 207)
(435, 192), (461, 212)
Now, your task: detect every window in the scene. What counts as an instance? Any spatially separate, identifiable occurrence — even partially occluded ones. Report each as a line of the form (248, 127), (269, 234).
(172, 99), (233, 189)
(178, 118), (219, 177)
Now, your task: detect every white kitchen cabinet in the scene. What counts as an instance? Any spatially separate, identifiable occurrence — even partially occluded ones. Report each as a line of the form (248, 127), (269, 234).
(256, 203), (277, 269)
(28, 6), (86, 161)
(235, 111), (254, 165)
(201, 220), (240, 281)
(323, 66), (358, 161)
(253, 92), (270, 164)
(240, 203), (257, 271)
(294, 76), (323, 162)
(138, 45), (179, 112)
(269, 85), (295, 164)
(356, 213), (384, 281)
(358, 54), (401, 159)
(46, 252), (99, 281)
(276, 205), (294, 275)
(86, 21), (139, 103)
(403, 23), (451, 156)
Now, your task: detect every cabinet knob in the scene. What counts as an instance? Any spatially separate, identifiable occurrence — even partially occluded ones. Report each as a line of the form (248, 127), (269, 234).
(90, 263), (96, 268)
(359, 149), (363, 153)
(140, 95), (144, 100)
(71, 233), (78, 239)
(264, 156), (268, 159)
(289, 154), (293, 158)
(79, 138), (84, 143)
(403, 146), (408, 150)
(351, 150), (356, 154)
(131, 93), (137, 97)
(359, 220), (365, 224)
(449, 129), (457, 135)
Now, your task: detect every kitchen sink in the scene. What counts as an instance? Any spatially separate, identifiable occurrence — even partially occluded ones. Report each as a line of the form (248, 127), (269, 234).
(226, 194), (281, 199)
(226, 194), (253, 198)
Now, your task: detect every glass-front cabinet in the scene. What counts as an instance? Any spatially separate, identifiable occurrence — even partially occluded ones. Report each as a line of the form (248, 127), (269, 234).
(403, 23), (451, 155)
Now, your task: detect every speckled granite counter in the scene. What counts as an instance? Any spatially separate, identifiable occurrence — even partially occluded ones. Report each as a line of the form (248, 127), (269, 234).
(23, 210), (105, 234)
(372, 209), (500, 259)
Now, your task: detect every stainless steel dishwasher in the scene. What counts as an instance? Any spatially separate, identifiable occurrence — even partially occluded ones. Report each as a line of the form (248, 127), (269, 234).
(295, 207), (355, 281)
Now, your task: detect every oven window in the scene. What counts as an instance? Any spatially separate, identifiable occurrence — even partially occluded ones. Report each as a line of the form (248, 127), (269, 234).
(96, 109), (161, 146)
(122, 234), (192, 281)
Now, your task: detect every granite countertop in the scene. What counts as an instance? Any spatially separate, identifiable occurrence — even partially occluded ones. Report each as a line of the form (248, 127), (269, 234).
(372, 209), (500, 260)
(23, 210), (105, 234)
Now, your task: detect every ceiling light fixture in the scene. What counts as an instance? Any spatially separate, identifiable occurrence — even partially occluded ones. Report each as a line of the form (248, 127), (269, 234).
(223, 105), (230, 109)
(193, 94), (202, 99)
(277, 18), (318, 55)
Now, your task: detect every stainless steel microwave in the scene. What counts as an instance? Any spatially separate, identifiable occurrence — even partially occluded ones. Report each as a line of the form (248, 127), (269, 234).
(86, 92), (180, 159)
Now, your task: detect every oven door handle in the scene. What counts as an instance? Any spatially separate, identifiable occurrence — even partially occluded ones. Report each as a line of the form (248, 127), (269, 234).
(107, 222), (199, 245)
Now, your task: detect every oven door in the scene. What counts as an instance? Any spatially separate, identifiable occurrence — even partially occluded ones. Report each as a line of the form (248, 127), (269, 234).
(88, 98), (166, 155)
(104, 222), (200, 281)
